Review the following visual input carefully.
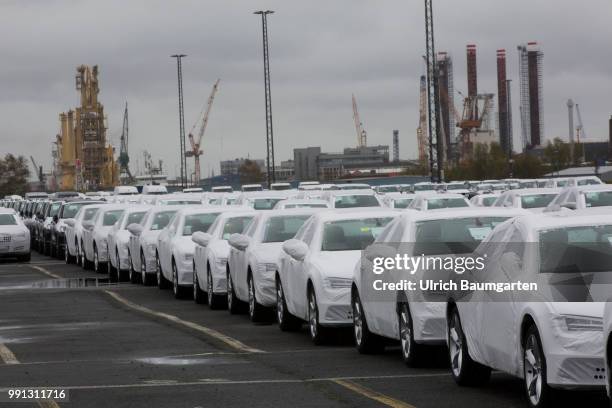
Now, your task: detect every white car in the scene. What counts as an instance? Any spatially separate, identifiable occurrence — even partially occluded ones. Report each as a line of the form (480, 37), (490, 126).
(447, 211), (611, 407)
(411, 182), (440, 193)
(546, 185), (612, 212)
(64, 204), (105, 265)
(153, 194), (203, 206)
(444, 181), (470, 196)
(277, 209), (397, 344)
(107, 205), (150, 282)
(273, 199), (329, 210)
(493, 188), (560, 212)
(321, 190), (382, 209)
(407, 193), (471, 211)
(604, 302), (612, 403)
(0, 208), (30, 262)
(567, 176), (603, 186)
(352, 207), (526, 363)
(156, 207), (222, 298)
(381, 193), (415, 209)
(142, 185), (168, 195)
(234, 191), (294, 210)
(227, 209), (319, 321)
(544, 178), (570, 188)
(81, 205), (127, 273)
(192, 209), (256, 308)
(470, 193), (501, 207)
(127, 206), (182, 286)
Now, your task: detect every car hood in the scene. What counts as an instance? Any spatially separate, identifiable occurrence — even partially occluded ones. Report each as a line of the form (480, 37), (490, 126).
(0, 225), (27, 235)
(312, 250), (361, 279)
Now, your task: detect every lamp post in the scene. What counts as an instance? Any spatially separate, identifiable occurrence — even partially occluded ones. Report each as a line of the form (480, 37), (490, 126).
(171, 54), (187, 188)
(254, 10), (276, 188)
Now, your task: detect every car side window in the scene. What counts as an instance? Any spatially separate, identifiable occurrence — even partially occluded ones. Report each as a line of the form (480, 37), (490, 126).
(244, 217), (260, 237)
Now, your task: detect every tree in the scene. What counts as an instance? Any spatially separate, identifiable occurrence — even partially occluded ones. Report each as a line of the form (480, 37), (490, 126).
(512, 153), (544, 178)
(0, 154), (31, 197)
(238, 159), (264, 183)
(544, 138), (571, 172)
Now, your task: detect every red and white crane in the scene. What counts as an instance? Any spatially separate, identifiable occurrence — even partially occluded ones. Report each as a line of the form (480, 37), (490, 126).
(187, 79), (220, 183)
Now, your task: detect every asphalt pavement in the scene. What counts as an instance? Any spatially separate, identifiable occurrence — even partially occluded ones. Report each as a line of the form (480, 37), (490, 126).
(0, 253), (608, 407)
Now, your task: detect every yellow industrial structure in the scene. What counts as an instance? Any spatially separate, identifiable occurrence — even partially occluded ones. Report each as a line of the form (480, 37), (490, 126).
(54, 65), (118, 191)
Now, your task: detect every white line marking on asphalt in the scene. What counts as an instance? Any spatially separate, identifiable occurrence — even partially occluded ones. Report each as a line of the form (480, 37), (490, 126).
(0, 343), (19, 365)
(0, 372), (450, 392)
(37, 401), (61, 408)
(333, 378), (416, 408)
(30, 266), (62, 279)
(104, 290), (264, 354)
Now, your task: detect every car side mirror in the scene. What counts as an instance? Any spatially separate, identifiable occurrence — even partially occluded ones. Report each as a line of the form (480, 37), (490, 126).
(53, 215), (59, 223)
(228, 233), (250, 251)
(364, 243), (397, 262)
(192, 231), (213, 247)
(82, 220), (94, 231)
(127, 223), (144, 236)
(282, 239), (309, 261)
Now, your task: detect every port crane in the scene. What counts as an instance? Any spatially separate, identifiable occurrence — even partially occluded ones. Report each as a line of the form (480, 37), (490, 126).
(30, 156), (44, 190)
(118, 102), (134, 183)
(352, 94), (367, 148)
(187, 79), (220, 184)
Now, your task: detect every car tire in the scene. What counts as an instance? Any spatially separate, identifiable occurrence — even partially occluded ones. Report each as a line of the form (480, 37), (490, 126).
(172, 260), (190, 299)
(523, 324), (554, 408)
(64, 243), (74, 264)
(116, 250), (127, 282)
(352, 290), (385, 354)
(76, 241), (82, 266)
(94, 247), (107, 276)
(156, 255), (170, 290)
(140, 251), (152, 286)
(308, 288), (327, 345)
(398, 303), (427, 366)
(207, 267), (225, 310)
(276, 277), (301, 331)
(248, 273), (268, 322)
(226, 270), (245, 314)
(193, 263), (207, 304)
(448, 307), (491, 386)
(81, 242), (92, 270)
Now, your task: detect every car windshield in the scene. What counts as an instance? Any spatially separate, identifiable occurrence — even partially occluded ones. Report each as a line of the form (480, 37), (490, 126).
(150, 211), (177, 231)
(334, 195), (380, 208)
(393, 198), (413, 209)
(539, 225), (612, 273)
(226, 198), (236, 205)
(103, 210), (124, 226)
(578, 179), (601, 186)
(339, 185), (370, 190)
(0, 214), (17, 225)
(125, 212), (146, 228)
(162, 200), (201, 205)
(49, 202), (62, 217)
(446, 184), (467, 190)
(584, 191), (612, 208)
(426, 198), (469, 210)
(222, 216), (253, 240)
(61, 202), (87, 218)
(413, 217), (510, 255)
(520, 194), (557, 209)
(252, 198), (283, 210)
(262, 215), (311, 243)
(519, 181), (537, 188)
(482, 197), (498, 206)
(182, 213), (220, 236)
(284, 203), (327, 209)
(208, 199), (223, 205)
(322, 217), (393, 251)
(83, 208), (99, 221)
(414, 184), (435, 192)
(378, 186), (400, 193)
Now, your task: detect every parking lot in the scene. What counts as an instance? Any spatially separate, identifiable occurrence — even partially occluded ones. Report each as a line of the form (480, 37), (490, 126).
(0, 253), (607, 408)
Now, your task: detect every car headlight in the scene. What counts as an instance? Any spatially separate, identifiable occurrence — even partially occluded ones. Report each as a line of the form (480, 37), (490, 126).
(323, 277), (352, 289)
(563, 315), (603, 332)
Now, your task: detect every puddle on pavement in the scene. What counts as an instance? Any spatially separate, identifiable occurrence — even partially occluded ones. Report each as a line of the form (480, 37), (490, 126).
(137, 356), (244, 366)
(0, 277), (128, 290)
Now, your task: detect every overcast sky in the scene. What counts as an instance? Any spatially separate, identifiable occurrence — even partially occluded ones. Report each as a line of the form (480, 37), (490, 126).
(1, 0), (611, 179)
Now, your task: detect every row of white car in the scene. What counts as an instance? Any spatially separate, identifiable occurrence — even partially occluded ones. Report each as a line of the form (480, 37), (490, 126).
(52, 186), (612, 408)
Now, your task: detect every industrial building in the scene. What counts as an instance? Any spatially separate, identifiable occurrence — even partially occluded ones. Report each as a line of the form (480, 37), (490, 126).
(518, 42), (544, 150)
(219, 158), (266, 176)
(294, 145), (390, 181)
(497, 49), (513, 156)
(53, 65), (118, 191)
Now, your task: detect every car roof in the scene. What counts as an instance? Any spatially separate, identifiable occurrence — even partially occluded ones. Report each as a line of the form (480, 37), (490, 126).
(399, 206), (527, 222)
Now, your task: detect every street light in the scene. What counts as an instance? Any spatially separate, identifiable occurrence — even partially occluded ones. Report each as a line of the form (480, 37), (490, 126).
(171, 54), (188, 188)
(254, 10), (276, 188)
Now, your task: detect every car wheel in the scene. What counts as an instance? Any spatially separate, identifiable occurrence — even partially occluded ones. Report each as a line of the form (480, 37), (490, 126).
(399, 303), (426, 366)
(226, 270), (245, 314)
(352, 290), (384, 354)
(524, 325), (553, 408)
(172, 261), (189, 299)
(128, 251), (139, 284)
(140, 252), (151, 286)
(448, 307), (491, 386)
(207, 267), (225, 310)
(308, 288), (327, 345)
(276, 277), (301, 331)
(81, 242), (92, 270)
(64, 243), (73, 264)
(157, 255), (170, 289)
(116, 250), (126, 282)
(76, 241), (82, 266)
(94, 247), (104, 275)
(248, 273), (267, 322)
(193, 263), (207, 304)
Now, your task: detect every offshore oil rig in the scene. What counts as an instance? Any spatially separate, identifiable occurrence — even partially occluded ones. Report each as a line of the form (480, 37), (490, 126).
(53, 65), (118, 191)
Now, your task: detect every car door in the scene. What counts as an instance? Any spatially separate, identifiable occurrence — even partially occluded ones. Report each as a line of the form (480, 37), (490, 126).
(285, 221), (317, 320)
